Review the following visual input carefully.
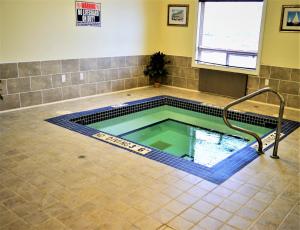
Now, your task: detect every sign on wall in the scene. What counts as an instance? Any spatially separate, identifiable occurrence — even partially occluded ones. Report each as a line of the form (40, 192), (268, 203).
(75, 1), (101, 27)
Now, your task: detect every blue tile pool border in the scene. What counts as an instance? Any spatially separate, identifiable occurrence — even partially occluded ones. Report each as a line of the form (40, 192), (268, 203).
(46, 95), (300, 184)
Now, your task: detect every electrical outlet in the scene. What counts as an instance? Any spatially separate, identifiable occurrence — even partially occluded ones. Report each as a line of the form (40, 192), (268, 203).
(61, 74), (66, 83)
(80, 73), (84, 80)
(265, 79), (269, 86)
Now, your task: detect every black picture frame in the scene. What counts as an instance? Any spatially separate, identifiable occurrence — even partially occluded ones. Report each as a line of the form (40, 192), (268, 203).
(167, 4), (189, 27)
(280, 5), (300, 32)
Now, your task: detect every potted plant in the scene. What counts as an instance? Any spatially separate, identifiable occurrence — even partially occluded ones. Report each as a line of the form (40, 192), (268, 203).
(144, 52), (170, 88)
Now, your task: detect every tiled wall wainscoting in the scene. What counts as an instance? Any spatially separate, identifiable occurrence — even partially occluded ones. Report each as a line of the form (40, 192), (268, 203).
(0, 56), (150, 111)
(164, 56), (300, 109)
(247, 66), (300, 109)
(1, 55), (299, 111)
(164, 56), (199, 91)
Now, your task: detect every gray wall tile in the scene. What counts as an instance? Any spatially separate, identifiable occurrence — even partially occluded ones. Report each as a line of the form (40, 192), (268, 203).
(31, 76), (52, 91)
(270, 67), (291, 80)
(138, 55), (149, 66)
(0, 79), (7, 95)
(0, 63), (18, 79)
(97, 81), (111, 94)
(71, 72), (87, 85)
(7, 78), (31, 94)
(291, 69), (300, 82)
(247, 88), (267, 103)
(62, 85), (80, 100)
(130, 66), (144, 77)
(87, 70), (105, 83)
(166, 55), (175, 65)
(52, 74), (72, 87)
(105, 69), (118, 80)
(259, 78), (279, 91)
(287, 95), (300, 109)
(118, 68), (131, 79)
(168, 66), (180, 77)
(126, 56), (138, 67)
(42, 88), (62, 103)
(112, 80), (124, 91)
(161, 75), (172, 85)
(80, 84), (97, 97)
(173, 77), (187, 88)
(80, 58), (97, 71)
(138, 76), (149, 87)
(20, 91), (42, 107)
(62, 59), (79, 73)
(0, 94), (20, 110)
(182, 68), (197, 79)
(259, 65), (270, 79)
(19, 62), (41, 77)
(41, 60), (61, 75)
(97, 57), (111, 69)
(278, 80), (299, 95)
(125, 78), (138, 89)
(267, 92), (287, 105)
(187, 79), (199, 90)
(173, 56), (191, 67)
(247, 76), (260, 89)
(111, 57), (126, 68)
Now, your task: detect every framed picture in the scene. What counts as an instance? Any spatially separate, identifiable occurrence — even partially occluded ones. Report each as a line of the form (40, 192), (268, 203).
(168, 4), (189, 27)
(280, 5), (300, 32)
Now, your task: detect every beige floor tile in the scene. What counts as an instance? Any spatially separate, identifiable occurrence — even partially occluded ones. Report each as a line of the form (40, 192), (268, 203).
(0, 210), (20, 227)
(196, 216), (223, 230)
(209, 208), (232, 222)
(134, 215), (163, 230)
(168, 216), (194, 230)
(202, 193), (224, 206)
(192, 200), (215, 214)
(227, 215), (252, 229)
(134, 199), (162, 215)
(236, 206), (260, 221)
(175, 193), (199, 206)
(33, 218), (67, 230)
(219, 199), (242, 213)
(164, 200), (188, 215)
(0, 87), (299, 229)
(151, 208), (177, 224)
(22, 210), (50, 226)
(211, 186), (233, 198)
(180, 208), (205, 224)
(2, 219), (31, 230)
(228, 192), (250, 206)
(162, 186), (183, 199)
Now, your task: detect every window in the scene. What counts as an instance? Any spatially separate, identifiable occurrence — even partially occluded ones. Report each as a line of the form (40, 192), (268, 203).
(194, 0), (266, 74)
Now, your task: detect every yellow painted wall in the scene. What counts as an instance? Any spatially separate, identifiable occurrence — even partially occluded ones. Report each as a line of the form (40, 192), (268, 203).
(161, 0), (300, 68)
(159, 0), (300, 69)
(1, 0), (299, 69)
(261, 0), (300, 68)
(159, 0), (196, 57)
(0, 3), (3, 57)
(0, 0), (161, 62)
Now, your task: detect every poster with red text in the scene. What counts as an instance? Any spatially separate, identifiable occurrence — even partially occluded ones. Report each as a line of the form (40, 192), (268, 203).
(76, 1), (101, 27)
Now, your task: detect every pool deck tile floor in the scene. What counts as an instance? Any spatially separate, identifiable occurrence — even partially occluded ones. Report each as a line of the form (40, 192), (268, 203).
(0, 86), (299, 230)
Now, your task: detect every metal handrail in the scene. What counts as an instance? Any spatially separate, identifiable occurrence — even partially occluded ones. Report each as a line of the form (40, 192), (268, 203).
(223, 87), (285, 159)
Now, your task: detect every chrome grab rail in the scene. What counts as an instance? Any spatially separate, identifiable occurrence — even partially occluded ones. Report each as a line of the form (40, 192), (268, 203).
(223, 87), (285, 159)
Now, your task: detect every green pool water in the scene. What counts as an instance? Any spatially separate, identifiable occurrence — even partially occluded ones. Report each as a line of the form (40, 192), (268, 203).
(87, 105), (272, 167)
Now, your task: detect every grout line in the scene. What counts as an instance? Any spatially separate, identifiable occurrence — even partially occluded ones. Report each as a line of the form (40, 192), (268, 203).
(277, 202), (298, 229)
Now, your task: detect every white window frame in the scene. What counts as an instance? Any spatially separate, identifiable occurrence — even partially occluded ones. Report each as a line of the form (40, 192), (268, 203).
(192, 0), (268, 75)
